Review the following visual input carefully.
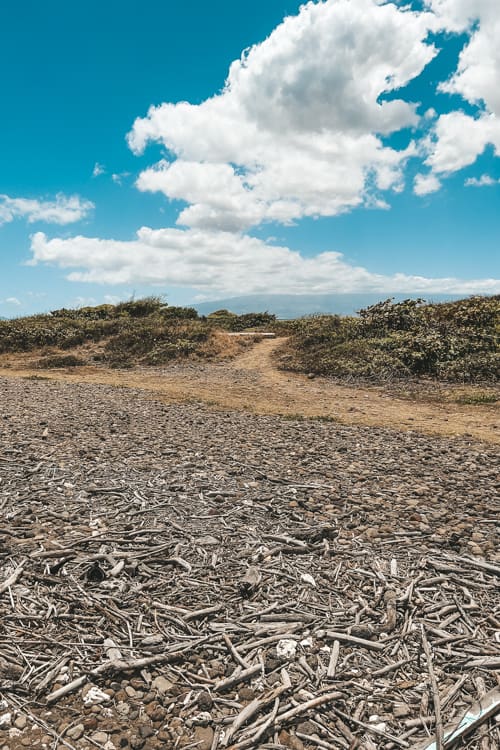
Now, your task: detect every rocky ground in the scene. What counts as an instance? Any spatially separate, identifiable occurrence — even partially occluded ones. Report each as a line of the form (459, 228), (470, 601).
(1, 337), (499, 444)
(0, 375), (499, 750)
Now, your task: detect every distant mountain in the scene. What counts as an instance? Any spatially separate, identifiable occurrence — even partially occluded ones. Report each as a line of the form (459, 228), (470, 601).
(192, 293), (462, 319)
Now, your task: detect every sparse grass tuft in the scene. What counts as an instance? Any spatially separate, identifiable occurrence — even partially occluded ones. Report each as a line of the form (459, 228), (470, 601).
(455, 392), (498, 405)
(37, 354), (85, 368)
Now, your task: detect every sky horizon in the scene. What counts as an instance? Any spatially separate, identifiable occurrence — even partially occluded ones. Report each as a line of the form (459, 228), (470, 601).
(1, 0), (499, 316)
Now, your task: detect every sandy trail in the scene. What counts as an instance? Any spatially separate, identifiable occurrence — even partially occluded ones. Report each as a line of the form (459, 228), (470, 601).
(0, 337), (498, 443)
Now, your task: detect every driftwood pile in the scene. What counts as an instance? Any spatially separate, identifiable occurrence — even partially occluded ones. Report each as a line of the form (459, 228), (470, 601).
(0, 375), (499, 750)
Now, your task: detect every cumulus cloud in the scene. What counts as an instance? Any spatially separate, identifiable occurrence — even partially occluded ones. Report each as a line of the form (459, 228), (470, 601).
(414, 173), (442, 196)
(30, 229), (500, 297)
(0, 194), (94, 226)
(1, 297), (21, 306)
(28, 0), (500, 299)
(423, 0), (500, 179)
(465, 174), (499, 187)
(129, 0), (438, 231)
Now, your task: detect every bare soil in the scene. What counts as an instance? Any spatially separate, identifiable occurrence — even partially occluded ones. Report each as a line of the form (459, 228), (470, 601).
(0, 338), (498, 444)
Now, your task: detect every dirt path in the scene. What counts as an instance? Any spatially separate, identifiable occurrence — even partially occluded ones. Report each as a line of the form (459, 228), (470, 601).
(0, 337), (498, 442)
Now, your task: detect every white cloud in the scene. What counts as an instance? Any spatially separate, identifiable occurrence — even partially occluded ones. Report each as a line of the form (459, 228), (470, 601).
(92, 162), (105, 177)
(2, 297), (21, 306)
(424, 111), (499, 175)
(129, 0), (438, 231)
(73, 296), (97, 307)
(464, 174), (499, 187)
(30, 229), (500, 297)
(111, 172), (131, 185)
(0, 194), (94, 226)
(29, 1), (500, 300)
(414, 172), (442, 196)
(423, 1), (500, 178)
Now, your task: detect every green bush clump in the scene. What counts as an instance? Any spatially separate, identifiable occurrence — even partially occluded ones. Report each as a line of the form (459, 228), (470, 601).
(207, 309), (276, 331)
(0, 299), (202, 355)
(0, 316), (121, 352)
(103, 319), (211, 367)
(160, 305), (199, 320)
(37, 354), (85, 368)
(283, 296), (499, 383)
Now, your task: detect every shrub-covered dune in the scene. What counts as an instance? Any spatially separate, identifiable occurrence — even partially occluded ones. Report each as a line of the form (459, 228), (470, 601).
(280, 296), (499, 383)
(0, 298), (276, 368)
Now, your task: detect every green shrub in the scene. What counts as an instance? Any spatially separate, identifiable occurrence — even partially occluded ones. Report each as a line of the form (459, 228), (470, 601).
(283, 296), (499, 383)
(207, 309), (276, 331)
(37, 354), (85, 368)
(103, 319), (211, 367)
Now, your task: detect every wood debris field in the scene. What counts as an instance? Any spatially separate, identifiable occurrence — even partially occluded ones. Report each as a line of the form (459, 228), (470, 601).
(0, 375), (499, 750)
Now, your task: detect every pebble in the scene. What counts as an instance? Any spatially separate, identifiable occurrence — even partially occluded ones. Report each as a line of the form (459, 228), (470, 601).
(84, 716), (99, 731)
(279, 730), (305, 750)
(66, 723), (85, 740)
(116, 702), (130, 717)
(193, 726), (214, 750)
(238, 687), (255, 701)
(129, 736), (145, 750)
(393, 703), (411, 718)
(151, 676), (174, 694)
(92, 731), (109, 745)
(14, 715), (27, 730)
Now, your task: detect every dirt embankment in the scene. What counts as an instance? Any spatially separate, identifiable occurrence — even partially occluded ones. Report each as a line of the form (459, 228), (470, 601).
(0, 337), (498, 443)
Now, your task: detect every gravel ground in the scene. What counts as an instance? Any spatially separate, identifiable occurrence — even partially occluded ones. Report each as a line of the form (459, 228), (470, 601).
(1, 376), (499, 750)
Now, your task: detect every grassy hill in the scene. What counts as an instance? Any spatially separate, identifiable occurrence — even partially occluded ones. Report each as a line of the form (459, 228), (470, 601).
(0, 295), (498, 384)
(279, 295), (499, 383)
(0, 298), (276, 369)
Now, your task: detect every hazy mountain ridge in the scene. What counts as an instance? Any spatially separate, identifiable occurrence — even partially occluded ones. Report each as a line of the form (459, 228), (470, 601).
(193, 293), (461, 319)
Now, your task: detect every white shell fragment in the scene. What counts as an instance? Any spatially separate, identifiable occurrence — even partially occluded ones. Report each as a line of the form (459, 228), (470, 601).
(83, 686), (111, 705)
(0, 712), (12, 728)
(276, 639), (297, 660)
(301, 573), (316, 587)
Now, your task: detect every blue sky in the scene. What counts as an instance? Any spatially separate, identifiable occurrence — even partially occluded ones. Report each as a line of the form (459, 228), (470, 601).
(1, 0), (499, 315)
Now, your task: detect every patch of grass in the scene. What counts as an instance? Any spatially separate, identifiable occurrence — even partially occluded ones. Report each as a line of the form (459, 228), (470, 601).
(455, 392), (498, 405)
(309, 414), (340, 422)
(37, 354), (85, 368)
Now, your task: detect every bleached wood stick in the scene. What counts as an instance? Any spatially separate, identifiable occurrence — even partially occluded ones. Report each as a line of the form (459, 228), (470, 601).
(0, 560), (26, 595)
(327, 640), (340, 678)
(421, 625), (444, 750)
(325, 631), (385, 651)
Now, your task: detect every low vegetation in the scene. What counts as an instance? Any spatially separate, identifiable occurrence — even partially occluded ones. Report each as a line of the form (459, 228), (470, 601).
(1, 295), (498, 383)
(281, 295), (499, 383)
(0, 297), (274, 368)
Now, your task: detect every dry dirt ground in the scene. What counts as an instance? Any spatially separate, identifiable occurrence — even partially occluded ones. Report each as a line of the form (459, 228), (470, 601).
(0, 372), (499, 750)
(0, 338), (498, 444)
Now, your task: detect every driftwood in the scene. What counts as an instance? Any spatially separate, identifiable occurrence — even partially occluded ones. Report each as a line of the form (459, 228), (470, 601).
(416, 688), (500, 750)
(0, 374), (499, 749)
